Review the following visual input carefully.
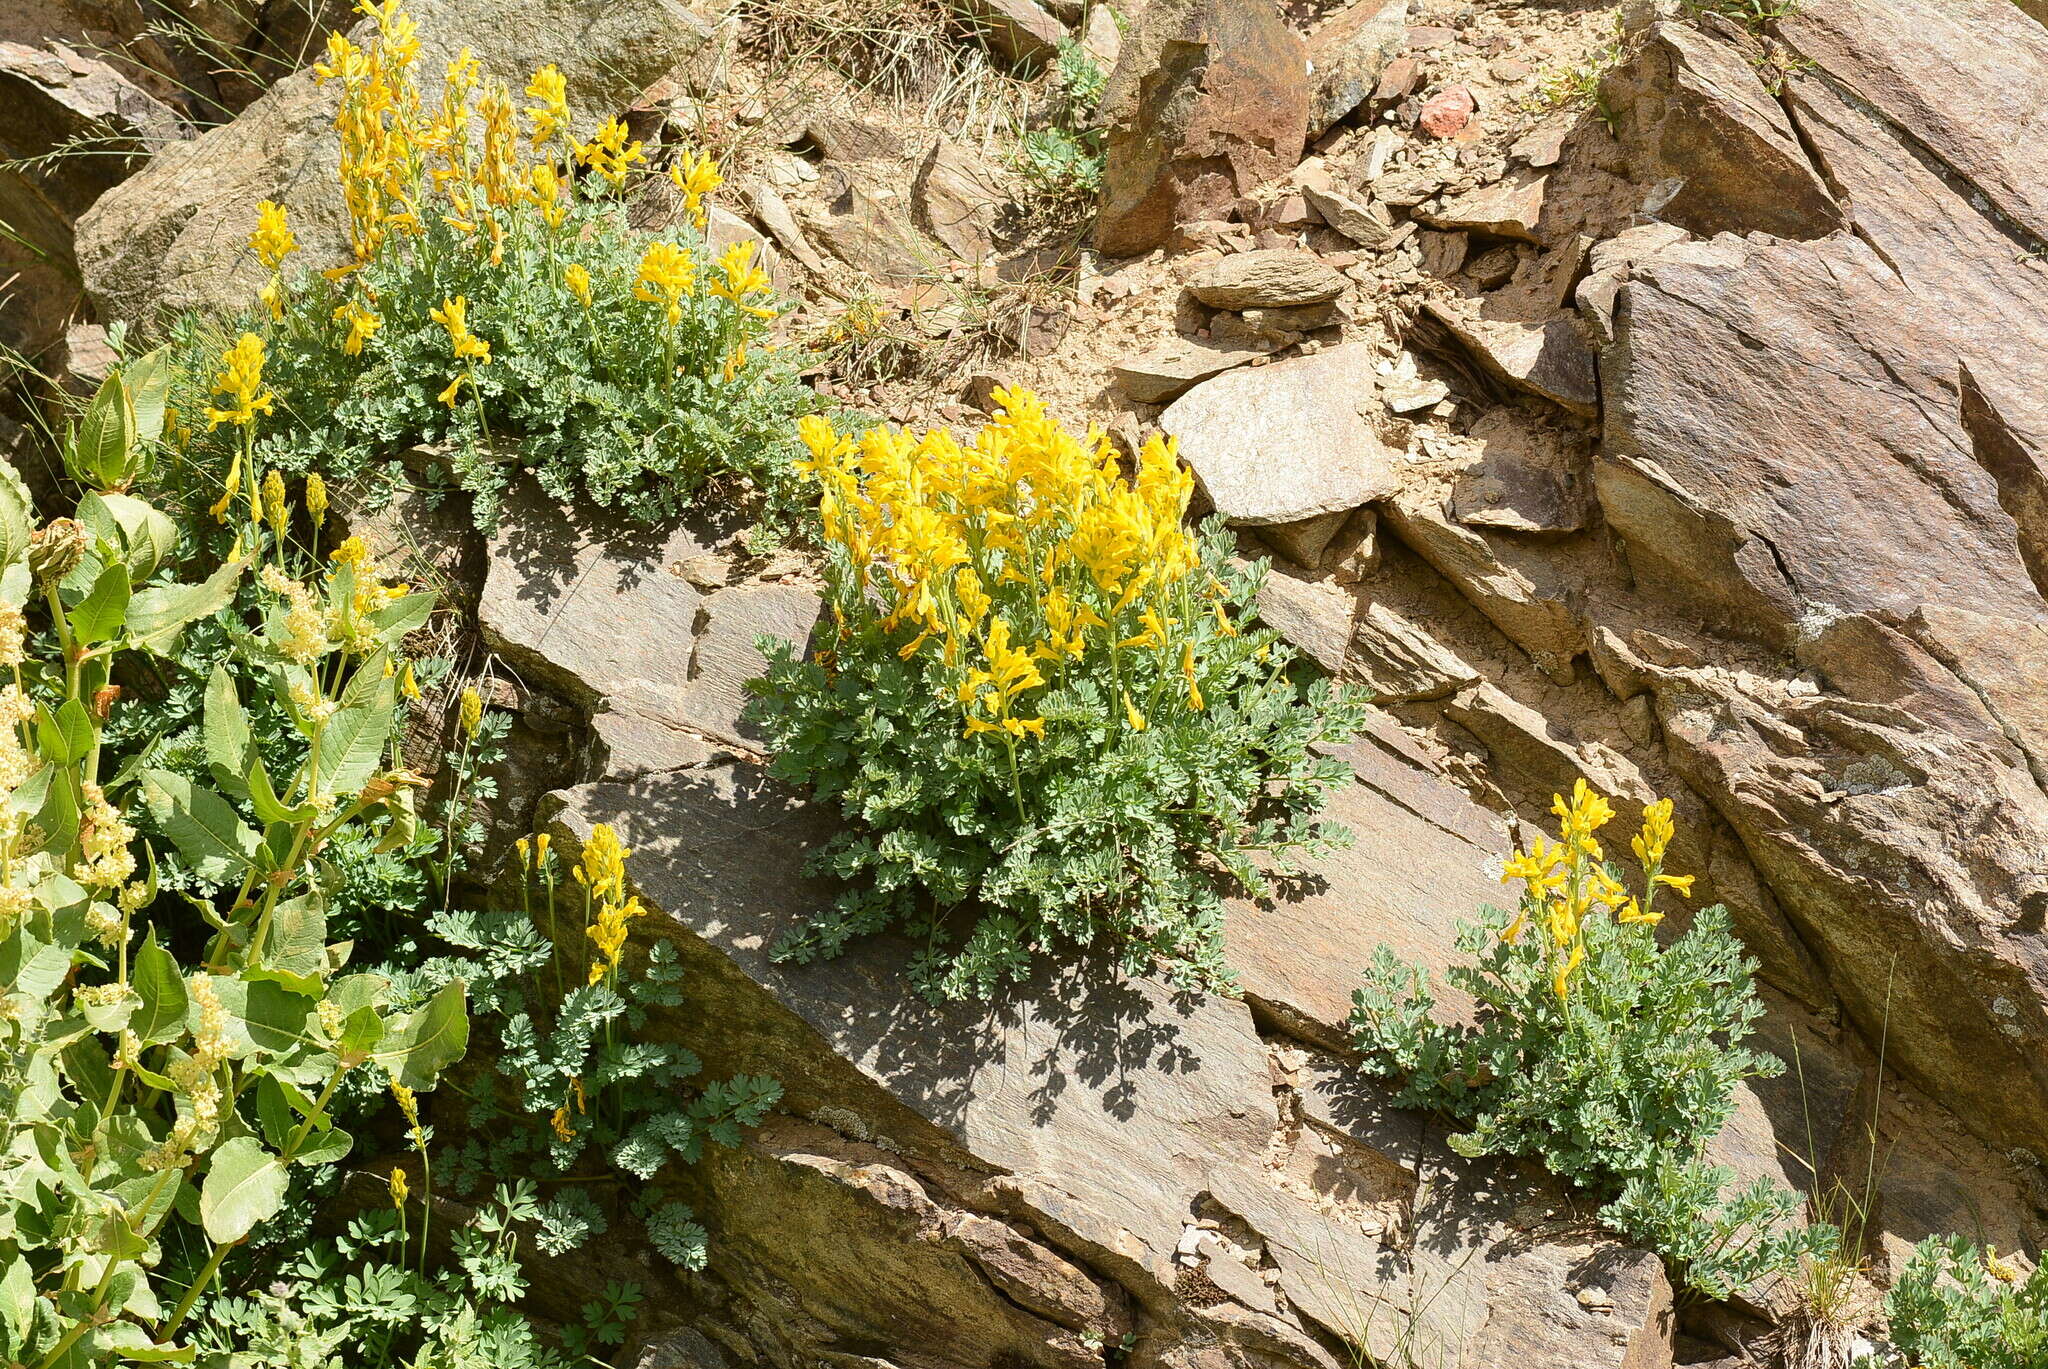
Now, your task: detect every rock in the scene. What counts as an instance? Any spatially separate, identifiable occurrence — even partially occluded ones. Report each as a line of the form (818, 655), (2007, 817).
(1079, 4), (1120, 68)
(478, 482), (821, 777)
(544, 762), (1672, 1369)
(0, 39), (188, 355)
(1598, 232), (2043, 646)
(1243, 301), (1342, 333)
(1161, 345), (1397, 526)
(701, 203), (787, 289)
(1374, 54), (1420, 102)
(1416, 171), (1546, 242)
(1417, 83), (1475, 138)
(1510, 117), (1570, 168)
(1096, 0), (1310, 257)
(1422, 301), (1598, 416)
(77, 0), (710, 332)
(912, 137), (1012, 264)
(1110, 338), (1273, 404)
(48, 321), (117, 397)
(807, 174), (935, 284)
(744, 182), (828, 275)
(1258, 511), (1353, 567)
(1297, 180), (1395, 248)
(1449, 408), (1591, 534)
(1185, 248), (1347, 308)
(1306, 0), (1412, 137)
(1573, 222), (1689, 345)
(953, 0), (1067, 69)
(804, 112), (905, 163)
(1348, 599), (1481, 701)
(1255, 571), (1355, 673)
(1600, 22), (1841, 240)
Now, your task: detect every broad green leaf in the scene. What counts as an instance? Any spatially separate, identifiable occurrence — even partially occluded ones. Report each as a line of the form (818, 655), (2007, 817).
(29, 764), (78, 856)
(246, 755), (315, 826)
(123, 346), (173, 445)
(313, 696), (393, 802)
(70, 373), (135, 490)
(370, 592), (435, 645)
(203, 663), (252, 796)
(139, 769), (259, 880)
(97, 492), (177, 584)
(71, 560), (131, 644)
(326, 973), (389, 1015)
(253, 890), (325, 984)
(0, 460), (29, 570)
(0, 929), (69, 1001)
(335, 1003), (383, 1057)
(127, 559), (245, 654)
(0, 1255), (33, 1350)
(36, 700), (93, 765)
(293, 1125), (352, 1168)
(339, 649), (390, 709)
(211, 974), (312, 1055)
(132, 929), (188, 1044)
(371, 979), (469, 1090)
(198, 1136), (287, 1243)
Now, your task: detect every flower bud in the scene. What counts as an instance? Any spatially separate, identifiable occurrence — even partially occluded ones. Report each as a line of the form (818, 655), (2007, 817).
(28, 519), (85, 588)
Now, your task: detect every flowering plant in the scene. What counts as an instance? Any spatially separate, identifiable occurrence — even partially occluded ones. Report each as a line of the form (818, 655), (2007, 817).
(748, 392), (1364, 1000)
(1350, 781), (1835, 1298)
(166, 0), (815, 533)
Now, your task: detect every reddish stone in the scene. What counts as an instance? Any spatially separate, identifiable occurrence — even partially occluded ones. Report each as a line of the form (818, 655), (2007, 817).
(1373, 54), (1419, 101)
(1418, 84), (1476, 138)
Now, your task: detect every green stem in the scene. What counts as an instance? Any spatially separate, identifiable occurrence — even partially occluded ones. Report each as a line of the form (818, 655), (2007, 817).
(158, 1237), (236, 1342)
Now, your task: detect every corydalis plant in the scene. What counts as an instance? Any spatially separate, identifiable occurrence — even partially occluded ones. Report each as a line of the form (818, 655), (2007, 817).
(1349, 783), (1836, 1300)
(748, 394), (1365, 1000)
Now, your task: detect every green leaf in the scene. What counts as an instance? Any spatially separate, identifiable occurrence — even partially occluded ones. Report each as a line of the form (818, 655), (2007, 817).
(71, 560), (131, 644)
(371, 980), (469, 1090)
(335, 1003), (383, 1057)
(123, 346), (173, 445)
(139, 769), (259, 880)
(36, 700), (93, 765)
(95, 492), (177, 587)
(212, 974), (312, 1054)
(246, 755), (315, 826)
(203, 664), (253, 796)
(70, 371), (136, 490)
(293, 1125), (352, 1167)
(370, 592), (435, 645)
(255, 890), (325, 985)
(198, 1135), (287, 1243)
(0, 460), (29, 571)
(0, 929), (69, 1001)
(0, 1256), (33, 1352)
(132, 929), (189, 1044)
(313, 695), (393, 802)
(127, 559), (245, 655)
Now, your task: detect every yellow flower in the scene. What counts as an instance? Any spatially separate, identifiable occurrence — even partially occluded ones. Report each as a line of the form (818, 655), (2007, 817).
(305, 472), (328, 528)
(1122, 691), (1146, 732)
(1553, 939), (1586, 1001)
(550, 1106), (575, 1142)
(459, 685), (482, 738)
(574, 117), (644, 185)
(565, 263), (593, 308)
(523, 63), (569, 147)
(709, 241), (775, 318)
(210, 453), (243, 524)
(389, 1166), (409, 1208)
(334, 299), (382, 355)
(1985, 1246), (2023, 1284)
(429, 295), (491, 363)
(1653, 873), (1695, 897)
(437, 375), (465, 407)
(668, 148), (723, 226)
(259, 279), (284, 321)
(250, 200), (297, 270)
(721, 343), (747, 383)
(578, 822), (630, 903)
(204, 333), (275, 429)
(399, 662), (421, 700)
(1183, 641), (1204, 712)
(1632, 797), (1675, 868)
(632, 241), (695, 326)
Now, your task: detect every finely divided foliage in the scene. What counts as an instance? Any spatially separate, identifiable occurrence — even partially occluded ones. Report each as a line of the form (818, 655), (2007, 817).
(749, 394), (1365, 999)
(1350, 783), (1837, 1300)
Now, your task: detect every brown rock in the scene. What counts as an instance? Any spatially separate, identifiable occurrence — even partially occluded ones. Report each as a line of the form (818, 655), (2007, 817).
(1255, 570), (1356, 671)
(1185, 247), (1347, 308)
(1305, 0), (1411, 137)
(1161, 345), (1397, 526)
(1111, 338), (1273, 404)
(1349, 599), (1481, 700)
(1297, 180), (1395, 248)
(1416, 171), (1547, 242)
(807, 174), (936, 285)
(912, 136), (1012, 264)
(1449, 408), (1592, 534)
(1095, 0), (1310, 257)
(1373, 54), (1419, 101)
(804, 111), (904, 162)
(1600, 21), (1841, 240)
(1417, 83), (1475, 137)
(953, 0), (1068, 69)
(1422, 300), (1598, 415)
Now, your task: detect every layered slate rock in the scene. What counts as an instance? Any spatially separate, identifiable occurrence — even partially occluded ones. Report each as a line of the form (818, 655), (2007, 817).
(543, 759), (1675, 1369)
(75, 0), (709, 330)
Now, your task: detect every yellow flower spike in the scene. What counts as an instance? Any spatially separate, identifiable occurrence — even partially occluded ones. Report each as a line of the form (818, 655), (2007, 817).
(575, 116), (644, 185)
(1653, 873), (1695, 897)
(1183, 641), (1204, 712)
(203, 333), (275, 430)
(262, 468), (288, 535)
(668, 148), (723, 226)
(1122, 691), (1147, 732)
(523, 63), (569, 147)
(437, 375), (464, 407)
(1632, 797), (1675, 868)
(549, 1106), (574, 1143)
(1213, 601), (1238, 637)
(305, 472), (328, 528)
(458, 686), (482, 738)
(429, 295), (491, 363)
(398, 662), (421, 701)
(259, 279), (284, 321)
(1554, 939), (1585, 1001)
(250, 200), (298, 270)
(565, 263), (593, 308)
(389, 1166), (409, 1208)
(334, 299), (382, 356)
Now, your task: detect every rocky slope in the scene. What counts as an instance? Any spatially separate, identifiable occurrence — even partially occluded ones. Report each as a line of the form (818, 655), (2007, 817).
(8, 0), (2048, 1365)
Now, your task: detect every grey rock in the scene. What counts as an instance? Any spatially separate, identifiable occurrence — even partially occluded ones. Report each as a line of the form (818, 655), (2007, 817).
(1185, 248), (1348, 308)
(1161, 345), (1397, 526)
(1306, 0), (1412, 137)
(1255, 570), (1356, 673)
(1423, 301), (1598, 415)
(1111, 338), (1274, 404)
(1449, 408), (1591, 534)
(953, 0), (1068, 69)
(912, 136), (1013, 264)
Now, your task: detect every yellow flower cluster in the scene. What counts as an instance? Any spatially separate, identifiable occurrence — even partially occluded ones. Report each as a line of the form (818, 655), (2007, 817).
(1500, 782), (1695, 1001)
(573, 821), (645, 984)
(632, 241), (695, 326)
(796, 390), (1220, 745)
(204, 333), (275, 430)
